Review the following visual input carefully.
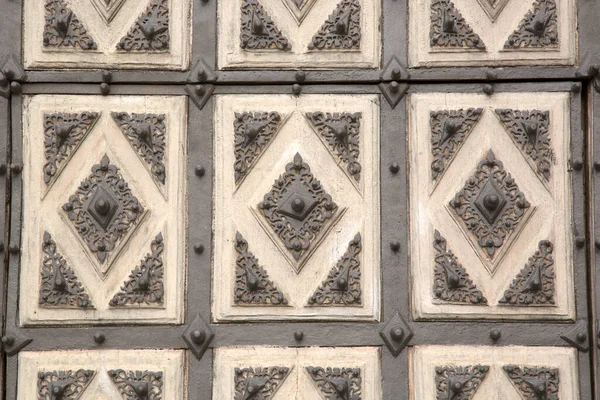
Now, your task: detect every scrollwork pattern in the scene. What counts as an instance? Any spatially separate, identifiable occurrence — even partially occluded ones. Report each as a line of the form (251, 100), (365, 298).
(116, 0), (169, 51)
(108, 370), (163, 400)
(306, 366), (361, 400)
(234, 367), (291, 400)
(308, 0), (361, 50)
(435, 365), (489, 400)
(430, 0), (485, 49)
(43, 0), (97, 49)
(240, 0), (291, 50)
(37, 369), (95, 400)
(503, 365), (559, 400)
(504, 0), (558, 49)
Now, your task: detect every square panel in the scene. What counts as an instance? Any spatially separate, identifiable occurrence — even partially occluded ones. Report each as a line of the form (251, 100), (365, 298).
(23, 0), (191, 69)
(408, 91), (576, 320)
(411, 345), (579, 399)
(19, 94), (187, 325)
(217, 0), (380, 69)
(214, 346), (381, 399)
(213, 94), (380, 321)
(408, 0), (577, 67)
(17, 349), (185, 399)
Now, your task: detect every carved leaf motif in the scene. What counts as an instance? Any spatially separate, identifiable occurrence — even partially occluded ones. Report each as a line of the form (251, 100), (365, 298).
(258, 153), (339, 267)
(116, 0), (169, 51)
(495, 109), (552, 181)
(503, 365), (559, 400)
(111, 112), (167, 185)
(109, 233), (165, 306)
(43, 0), (97, 49)
(504, 0), (558, 49)
(234, 232), (288, 305)
(308, 233), (361, 305)
(432, 230), (487, 305)
(430, 108), (483, 181)
(234, 112), (283, 185)
(308, 0), (361, 50)
(43, 112), (100, 186)
(306, 112), (362, 182)
(306, 366), (361, 400)
(499, 240), (555, 306)
(37, 369), (95, 400)
(430, 0), (486, 50)
(108, 369), (163, 400)
(435, 365), (489, 400)
(39, 231), (93, 308)
(240, 0), (291, 51)
(234, 366), (291, 400)
(62, 155), (145, 265)
(449, 150), (530, 260)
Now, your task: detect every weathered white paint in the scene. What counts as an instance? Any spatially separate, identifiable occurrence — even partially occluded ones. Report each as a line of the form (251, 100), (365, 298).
(218, 0), (381, 69)
(17, 349), (186, 399)
(213, 94), (380, 321)
(411, 345), (579, 400)
(23, 0), (191, 69)
(408, 0), (577, 67)
(214, 346), (381, 399)
(408, 92), (575, 320)
(20, 95), (187, 325)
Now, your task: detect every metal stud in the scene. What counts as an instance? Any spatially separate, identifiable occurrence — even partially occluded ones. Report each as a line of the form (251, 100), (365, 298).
(576, 332), (587, 343)
(191, 329), (206, 344)
(483, 84), (494, 95)
(390, 67), (402, 80)
(295, 71), (306, 82)
(195, 165), (205, 177)
(572, 159), (583, 171)
(588, 64), (600, 77)
(11, 163), (22, 174)
(102, 71), (112, 83)
(575, 237), (585, 248)
(100, 83), (110, 95)
(389, 81), (400, 93)
(1, 336), (14, 346)
(490, 329), (501, 341)
(390, 327), (404, 341)
(485, 71), (497, 80)
(94, 332), (106, 344)
(571, 82), (581, 93)
(195, 84), (205, 96)
(390, 241), (400, 252)
(292, 84), (301, 95)
(3, 67), (14, 80)
(389, 162), (400, 174)
(8, 244), (19, 254)
(294, 331), (304, 341)
(10, 81), (21, 94)
(193, 243), (204, 254)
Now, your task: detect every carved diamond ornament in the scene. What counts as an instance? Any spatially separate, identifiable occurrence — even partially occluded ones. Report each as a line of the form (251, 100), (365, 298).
(258, 153), (339, 272)
(62, 155), (145, 273)
(449, 151), (531, 266)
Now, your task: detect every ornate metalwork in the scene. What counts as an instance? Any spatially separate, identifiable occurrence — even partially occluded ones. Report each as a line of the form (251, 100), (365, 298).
(306, 112), (361, 182)
(62, 155), (145, 264)
(234, 232), (288, 305)
(39, 231), (92, 309)
(435, 365), (489, 400)
(258, 153), (338, 265)
(503, 365), (559, 400)
(430, 0), (485, 50)
(108, 370), (163, 400)
(37, 369), (95, 399)
(111, 112), (167, 185)
(234, 367), (291, 400)
(499, 240), (555, 306)
(109, 233), (164, 307)
(432, 230), (487, 305)
(504, 0), (558, 49)
(308, 0), (361, 50)
(306, 366), (361, 400)
(116, 0), (169, 51)
(308, 233), (361, 305)
(43, 0), (97, 49)
(430, 108), (483, 181)
(43, 112), (100, 186)
(449, 150), (530, 259)
(234, 112), (283, 185)
(495, 109), (552, 181)
(240, 0), (291, 51)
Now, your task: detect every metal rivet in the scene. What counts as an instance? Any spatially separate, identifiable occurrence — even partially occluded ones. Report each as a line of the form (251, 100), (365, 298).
(3, 68), (14, 80)
(485, 71), (497, 80)
(197, 69), (207, 82)
(94, 332), (105, 344)
(10, 81), (21, 94)
(1, 336), (14, 346)
(576, 332), (587, 342)
(193, 243), (204, 254)
(389, 81), (400, 93)
(11, 163), (22, 174)
(389, 162), (400, 174)
(8, 244), (19, 254)
(571, 82), (581, 93)
(195, 165), (205, 177)
(292, 84), (301, 95)
(390, 241), (400, 252)
(575, 237), (585, 248)
(295, 71), (306, 82)
(195, 84), (205, 96)
(294, 331), (303, 341)
(490, 329), (501, 341)
(100, 83), (110, 95)
(483, 84), (494, 95)
(588, 64), (600, 77)
(191, 329), (206, 344)
(102, 71), (112, 83)
(572, 160), (583, 171)
(391, 67), (402, 80)
(390, 326), (404, 341)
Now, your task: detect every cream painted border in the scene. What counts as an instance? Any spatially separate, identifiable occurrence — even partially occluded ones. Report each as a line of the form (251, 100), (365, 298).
(19, 95), (187, 325)
(408, 92), (575, 320)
